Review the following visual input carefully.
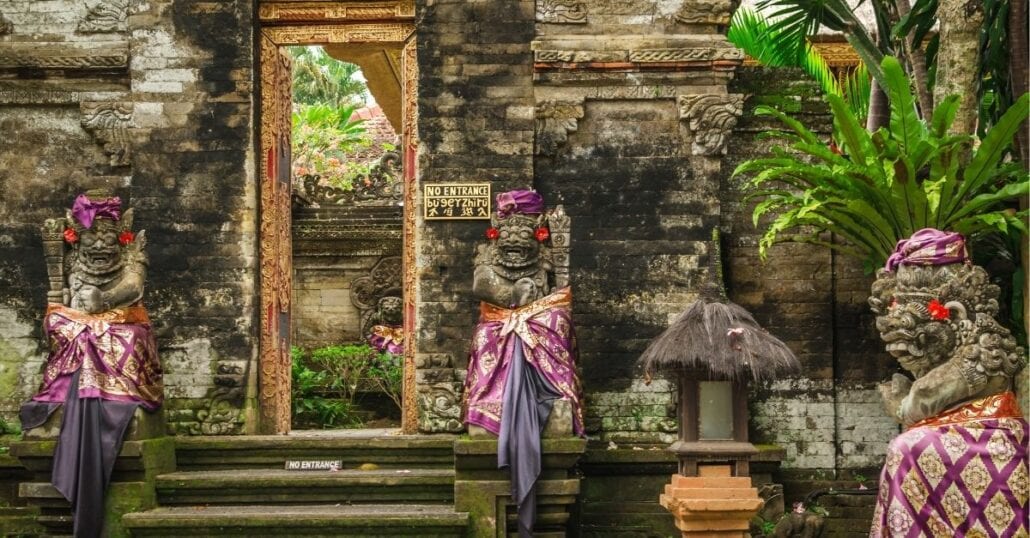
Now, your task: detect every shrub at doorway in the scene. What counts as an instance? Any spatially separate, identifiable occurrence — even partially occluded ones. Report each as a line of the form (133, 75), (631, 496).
(290, 344), (403, 428)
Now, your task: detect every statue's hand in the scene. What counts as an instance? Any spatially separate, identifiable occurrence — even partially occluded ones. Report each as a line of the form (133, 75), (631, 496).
(512, 278), (537, 307)
(877, 373), (912, 422)
(71, 286), (104, 314)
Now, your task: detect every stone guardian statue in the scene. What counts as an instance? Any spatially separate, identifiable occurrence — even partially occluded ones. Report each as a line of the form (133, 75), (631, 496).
(866, 228), (1027, 536)
(21, 190), (163, 538)
(464, 190), (582, 538)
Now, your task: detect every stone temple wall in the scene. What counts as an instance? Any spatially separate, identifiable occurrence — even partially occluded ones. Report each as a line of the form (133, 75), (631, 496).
(0, 0), (257, 436)
(0, 0), (899, 477)
(721, 67), (899, 477)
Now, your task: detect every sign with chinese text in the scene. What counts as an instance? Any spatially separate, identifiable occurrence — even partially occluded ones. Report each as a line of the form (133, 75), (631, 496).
(424, 183), (491, 220)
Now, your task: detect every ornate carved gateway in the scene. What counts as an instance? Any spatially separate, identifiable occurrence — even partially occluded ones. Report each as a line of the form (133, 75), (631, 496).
(257, 3), (416, 434)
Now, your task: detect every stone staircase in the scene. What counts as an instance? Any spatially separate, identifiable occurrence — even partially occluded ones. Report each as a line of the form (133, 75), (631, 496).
(120, 431), (469, 537)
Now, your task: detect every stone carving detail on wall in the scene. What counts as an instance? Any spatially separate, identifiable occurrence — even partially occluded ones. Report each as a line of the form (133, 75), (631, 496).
(350, 256), (403, 336)
(0, 43), (129, 71)
(0, 12), (13, 35)
(262, 24), (414, 45)
(297, 151), (402, 206)
(77, 0), (129, 33)
(191, 363), (246, 435)
(536, 0), (587, 23)
(80, 101), (133, 167)
(677, 93), (744, 156)
(674, 0), (741, 25)
(534, 47), (744, 65)
(416, 355), (465, 433)
(259, 1), (416, 22)
(536, 99), (584, 155)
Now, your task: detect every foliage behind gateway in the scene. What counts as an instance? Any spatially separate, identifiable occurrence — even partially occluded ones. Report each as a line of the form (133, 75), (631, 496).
(291, 344), (403, 429)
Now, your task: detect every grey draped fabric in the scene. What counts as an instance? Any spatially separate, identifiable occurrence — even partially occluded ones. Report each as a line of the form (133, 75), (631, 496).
(21, 370), (137, 538)
(498, 341), (562, 538)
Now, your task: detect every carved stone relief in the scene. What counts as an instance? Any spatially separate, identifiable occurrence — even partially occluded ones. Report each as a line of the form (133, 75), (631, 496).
(674, 0), (741, 25)
(80, 101), (133, 167)
(296, 151), (402, 206)
(191, 363), (246, 435)
(77, 0), (129, 33)
(415, 355), (465, 433)
(536, 0), (587, 24)
(0, 43), (128, 71)
(350, 256), (403, 336)
(536, 99), (584, 155)
(677, 93), (744, 156)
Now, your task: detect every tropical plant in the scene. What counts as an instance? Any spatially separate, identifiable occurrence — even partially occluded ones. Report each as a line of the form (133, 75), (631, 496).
(292, 103), (373, 189)
(734, 56), (1029, 272)
(728, 7), (872, 119)
(289, 46), (368, 108)
(366, 351), (403, 415)
(291, 346), (359, 428)
(290, 343), (404, 428)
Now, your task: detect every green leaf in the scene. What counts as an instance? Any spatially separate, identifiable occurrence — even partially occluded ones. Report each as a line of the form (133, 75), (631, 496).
(881, 56), (926, 150)
(956, 93), (1030, 213)
(948, 181), (1030, 222)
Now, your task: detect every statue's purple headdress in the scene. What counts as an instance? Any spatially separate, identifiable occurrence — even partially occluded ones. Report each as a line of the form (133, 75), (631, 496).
(496, 190), (543, 218)
(885, 228), (968, 272)
(71, 193), (121, 229)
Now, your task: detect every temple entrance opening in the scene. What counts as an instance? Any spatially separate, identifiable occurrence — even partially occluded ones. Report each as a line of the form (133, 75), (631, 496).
(286, 46), (406, 431)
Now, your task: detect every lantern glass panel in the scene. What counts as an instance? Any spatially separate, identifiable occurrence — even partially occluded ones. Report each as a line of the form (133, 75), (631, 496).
(698, 380), (733, 440)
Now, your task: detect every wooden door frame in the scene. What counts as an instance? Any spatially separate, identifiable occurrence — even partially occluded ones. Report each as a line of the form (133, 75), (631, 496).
(257, 1), (418, 434)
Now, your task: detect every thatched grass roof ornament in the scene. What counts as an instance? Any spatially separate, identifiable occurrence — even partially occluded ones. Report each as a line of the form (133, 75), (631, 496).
(639, 230), (800, 383)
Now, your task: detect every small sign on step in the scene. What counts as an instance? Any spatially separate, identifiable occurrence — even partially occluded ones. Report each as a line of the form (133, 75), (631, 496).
(284, 459), (342, 471)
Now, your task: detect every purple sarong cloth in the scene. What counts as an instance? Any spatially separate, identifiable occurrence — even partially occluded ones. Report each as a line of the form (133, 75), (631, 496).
(29, 305), (163, 409)
(368, 324), (404, 355)
(21, 304), (162, 538)
(465, 287), (583, 537)
(885, 228), (968, 272)
(465, 287), (583, 436)
(870, 393), (1028, 537)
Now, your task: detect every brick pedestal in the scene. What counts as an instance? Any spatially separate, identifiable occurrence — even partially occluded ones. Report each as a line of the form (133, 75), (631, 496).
(659, 474), (764, 538)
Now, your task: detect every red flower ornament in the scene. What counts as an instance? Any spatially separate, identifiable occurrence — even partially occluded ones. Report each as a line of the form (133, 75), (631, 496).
(63, 228), (78, 244)
(118, 230), (135, 246)
(927, 299), (950, 321)
(485, 227), (500, 240)
(534, 227), (550, 242)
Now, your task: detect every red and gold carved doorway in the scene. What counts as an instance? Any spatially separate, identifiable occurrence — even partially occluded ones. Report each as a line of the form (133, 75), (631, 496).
(257, 1), (418, 434)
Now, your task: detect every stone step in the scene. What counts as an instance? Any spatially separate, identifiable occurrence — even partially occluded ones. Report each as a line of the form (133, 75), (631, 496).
(174, 432), (456, 471)
(121, 504), (469, 537)
(155, 468), (455, 505)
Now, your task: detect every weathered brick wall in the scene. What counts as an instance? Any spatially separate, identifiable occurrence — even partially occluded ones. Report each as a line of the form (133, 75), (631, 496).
(721, 67), (899, 476)
(0, 0), (257, 435)
(412, 0), (537, 431)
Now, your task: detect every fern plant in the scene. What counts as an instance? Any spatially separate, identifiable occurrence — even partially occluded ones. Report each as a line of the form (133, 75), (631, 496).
(734, 56), (1029, 271)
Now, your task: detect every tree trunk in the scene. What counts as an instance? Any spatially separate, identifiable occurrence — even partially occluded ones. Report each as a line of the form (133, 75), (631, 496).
(1011, 0), (1029, 366)
(934, 0), (985, 138)
(895, 0), (934, 118)
(866, 84), (889, 131)
(1010, 0), (1029, 163)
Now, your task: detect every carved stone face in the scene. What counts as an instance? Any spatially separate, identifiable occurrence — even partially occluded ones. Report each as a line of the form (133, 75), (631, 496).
(875, 295), (955, 377)
(376, 295), (403, 325)
(494, 216), (540, 269)
(75, 219), (124, 277)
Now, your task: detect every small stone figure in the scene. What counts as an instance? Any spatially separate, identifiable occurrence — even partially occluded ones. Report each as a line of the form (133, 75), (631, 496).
(367, 295), (404, 355)
(22, 191), (163, 538)
(464, 190), (582, 538)
(867, 229), (1027, 536)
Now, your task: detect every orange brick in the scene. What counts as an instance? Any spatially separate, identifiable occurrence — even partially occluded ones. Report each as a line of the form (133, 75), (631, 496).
(698, 465), (732, 477)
